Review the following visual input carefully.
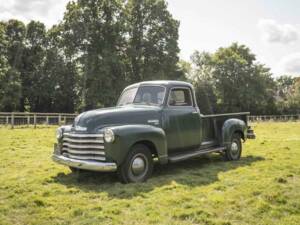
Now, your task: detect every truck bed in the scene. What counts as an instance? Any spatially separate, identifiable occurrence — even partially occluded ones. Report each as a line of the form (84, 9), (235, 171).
(201, 112), (249, 144)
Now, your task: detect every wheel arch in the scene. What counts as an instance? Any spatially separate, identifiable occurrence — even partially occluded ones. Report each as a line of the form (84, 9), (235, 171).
(104, 124), (168, 166)
(222, 118), (247, 146)
(132, 140), (158, 157)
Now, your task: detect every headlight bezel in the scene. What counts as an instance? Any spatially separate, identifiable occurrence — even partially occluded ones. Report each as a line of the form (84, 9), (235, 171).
(104, 128), (115, 143)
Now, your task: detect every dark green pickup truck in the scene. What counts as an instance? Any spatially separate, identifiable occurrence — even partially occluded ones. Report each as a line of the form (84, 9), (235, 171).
(52, 80), (255, 183)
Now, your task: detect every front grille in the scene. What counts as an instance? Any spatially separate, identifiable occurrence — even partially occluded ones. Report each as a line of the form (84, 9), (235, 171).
(61, 133), (106, 162)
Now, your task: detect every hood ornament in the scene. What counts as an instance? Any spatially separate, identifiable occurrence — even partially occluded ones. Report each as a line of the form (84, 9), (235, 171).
(75, 126), (87, 131)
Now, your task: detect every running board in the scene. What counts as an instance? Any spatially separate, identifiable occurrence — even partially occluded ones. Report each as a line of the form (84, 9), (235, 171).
(168, 146), (226, 163)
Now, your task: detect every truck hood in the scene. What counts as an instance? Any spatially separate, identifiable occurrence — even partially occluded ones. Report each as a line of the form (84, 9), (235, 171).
(74, 105), (162, 132)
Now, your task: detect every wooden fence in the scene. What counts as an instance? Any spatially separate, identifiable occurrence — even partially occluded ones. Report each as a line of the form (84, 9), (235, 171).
(0, 112), (77, 129)
(0, 112), (299, 129)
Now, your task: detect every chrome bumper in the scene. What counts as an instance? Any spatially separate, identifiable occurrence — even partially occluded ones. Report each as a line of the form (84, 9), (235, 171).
(52, 154), (117, 172)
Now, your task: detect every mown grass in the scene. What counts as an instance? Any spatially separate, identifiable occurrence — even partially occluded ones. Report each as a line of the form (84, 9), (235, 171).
(0, 122), (300, 225)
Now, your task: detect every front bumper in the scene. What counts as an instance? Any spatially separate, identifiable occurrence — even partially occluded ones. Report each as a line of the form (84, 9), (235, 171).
(52, 154), (117, 172)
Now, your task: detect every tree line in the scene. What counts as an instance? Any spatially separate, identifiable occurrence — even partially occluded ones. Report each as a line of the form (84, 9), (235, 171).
(0, 0), (299, 115)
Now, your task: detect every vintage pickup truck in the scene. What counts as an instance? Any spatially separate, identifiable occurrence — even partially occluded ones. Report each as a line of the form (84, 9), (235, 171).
(52, 81), (255, 183)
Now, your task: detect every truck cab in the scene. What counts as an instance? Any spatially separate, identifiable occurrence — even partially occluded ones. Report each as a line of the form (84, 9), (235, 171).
(53, 80), (255, 183)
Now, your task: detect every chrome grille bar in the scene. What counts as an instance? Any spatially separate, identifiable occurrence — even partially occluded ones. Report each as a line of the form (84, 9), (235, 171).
(63, 137), (104, 143)
(62, 143), (104, 149)
(64, 133), (103, 138)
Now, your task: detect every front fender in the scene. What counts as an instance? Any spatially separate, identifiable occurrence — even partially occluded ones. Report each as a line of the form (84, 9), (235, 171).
(104, 124), (167, 166)
(222, 119), (247, 146)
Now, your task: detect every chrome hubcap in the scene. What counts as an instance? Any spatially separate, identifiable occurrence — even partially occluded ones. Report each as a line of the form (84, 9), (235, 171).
(131, 156), (146, 176)
(231, 142), (239, 154)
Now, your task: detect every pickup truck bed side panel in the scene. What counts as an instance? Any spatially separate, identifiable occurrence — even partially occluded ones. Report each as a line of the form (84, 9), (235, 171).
(105, 125), (168, 165)
(201, 113), (249, 145)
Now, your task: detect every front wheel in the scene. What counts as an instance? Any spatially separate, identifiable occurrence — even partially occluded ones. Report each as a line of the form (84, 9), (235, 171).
(224, 133), (242, 161)
(118, 144), (153, 183)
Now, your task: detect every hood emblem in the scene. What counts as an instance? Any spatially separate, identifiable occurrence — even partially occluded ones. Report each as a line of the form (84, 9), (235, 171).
(75, 126), (87, 131)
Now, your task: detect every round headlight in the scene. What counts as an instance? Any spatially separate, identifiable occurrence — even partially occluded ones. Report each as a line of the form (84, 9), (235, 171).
(104, 128), (115, 143)
(56, 128), (63, 139)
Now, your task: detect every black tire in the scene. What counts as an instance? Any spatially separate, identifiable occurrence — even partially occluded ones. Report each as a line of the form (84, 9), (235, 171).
(118, 144), (153, 183)
(224, 133), (242, 161)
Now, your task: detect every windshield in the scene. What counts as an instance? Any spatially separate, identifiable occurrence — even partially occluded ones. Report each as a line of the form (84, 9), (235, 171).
(117, 86), (166, 106)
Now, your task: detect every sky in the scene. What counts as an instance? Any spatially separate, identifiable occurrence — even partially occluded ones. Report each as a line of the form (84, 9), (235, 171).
(0, 0), (300, 77)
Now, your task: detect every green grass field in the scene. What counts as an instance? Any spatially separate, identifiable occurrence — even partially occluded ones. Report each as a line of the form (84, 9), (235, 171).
(0, 122), (300, 225)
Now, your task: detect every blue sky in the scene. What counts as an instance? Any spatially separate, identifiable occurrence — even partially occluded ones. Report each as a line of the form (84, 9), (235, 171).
(1, 0), (299, 77)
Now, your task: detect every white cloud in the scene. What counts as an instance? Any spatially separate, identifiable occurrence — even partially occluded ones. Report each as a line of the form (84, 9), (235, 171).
(277, 53), (300, 76)
(0, 0), (69, 27)
(258, 19), (299, 44)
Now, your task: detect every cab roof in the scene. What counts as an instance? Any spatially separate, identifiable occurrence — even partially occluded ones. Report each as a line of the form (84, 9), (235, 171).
(124, 80), (193, 90)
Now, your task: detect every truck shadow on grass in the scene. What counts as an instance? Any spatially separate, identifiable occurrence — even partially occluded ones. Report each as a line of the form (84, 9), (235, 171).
(51, 154), (264, 199)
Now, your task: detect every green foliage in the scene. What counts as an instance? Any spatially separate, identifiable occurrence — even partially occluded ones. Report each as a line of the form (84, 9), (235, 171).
(0, 0), (182, 112)
(126, 0), (181, 82)
(190, 43), (277, 115)
(275, 76), (300, 114)
(1, 122), (300, 224)
(0, 21), (22, 111)
(0, 2), (298, 114)
(62, 0), (127, 110)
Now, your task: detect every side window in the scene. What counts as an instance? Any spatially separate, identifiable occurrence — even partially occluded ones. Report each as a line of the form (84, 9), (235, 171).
(168, 88), (192, 106)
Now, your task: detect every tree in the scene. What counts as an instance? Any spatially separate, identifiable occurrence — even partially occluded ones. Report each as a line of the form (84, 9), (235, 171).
(0, 21), (22, 111)
(62, 0), (127, 110)
(43, 25), (79, 113)
(189, 51), (217, 114)
(126, 0), (181, 82)
(190, 43), (277, 115)
(21, 21), (47, 112)
(275, 75), (300, 114)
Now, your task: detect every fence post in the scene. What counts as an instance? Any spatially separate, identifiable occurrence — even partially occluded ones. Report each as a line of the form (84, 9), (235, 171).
(34, 114), (37, 128)
(64, 116), (67, 125)
(27, 115), (30, 127)
(11, 112), (14, 129)
(46, 116), (49, 125)
(6, 116), (9, 125)
(58, 114), (61, 125)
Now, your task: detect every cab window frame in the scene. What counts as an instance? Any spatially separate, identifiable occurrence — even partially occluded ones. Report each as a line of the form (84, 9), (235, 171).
(167, 86), (194, 107)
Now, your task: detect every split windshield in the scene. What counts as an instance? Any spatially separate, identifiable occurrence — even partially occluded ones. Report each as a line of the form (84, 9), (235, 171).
(117, 86), (166, 106)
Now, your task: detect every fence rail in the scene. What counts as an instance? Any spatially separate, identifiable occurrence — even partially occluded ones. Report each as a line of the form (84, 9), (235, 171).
(0, 112), (299, 129)
(248, 115), (300, 122)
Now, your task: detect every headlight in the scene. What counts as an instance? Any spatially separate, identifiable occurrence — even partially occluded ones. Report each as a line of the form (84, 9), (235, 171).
(104, 128), (115, 143)
(56, 128), (63, 139)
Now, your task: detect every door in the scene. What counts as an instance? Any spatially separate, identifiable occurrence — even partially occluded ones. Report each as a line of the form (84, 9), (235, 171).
(163, 87), (201, 152)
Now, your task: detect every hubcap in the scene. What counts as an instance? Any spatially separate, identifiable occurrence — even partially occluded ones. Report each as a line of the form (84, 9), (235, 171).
(131, 156), (146, 176)
(231, 142), (239, 155)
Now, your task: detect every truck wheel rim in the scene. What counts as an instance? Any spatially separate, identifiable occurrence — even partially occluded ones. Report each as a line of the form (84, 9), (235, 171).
(231, 142), (239, 155)
(131, 154), (147, 176)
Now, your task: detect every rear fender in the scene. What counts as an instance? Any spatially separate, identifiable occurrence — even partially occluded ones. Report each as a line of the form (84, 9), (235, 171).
(222, 119), (247, 146)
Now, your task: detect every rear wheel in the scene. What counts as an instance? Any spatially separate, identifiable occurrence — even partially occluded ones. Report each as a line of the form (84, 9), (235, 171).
(118, 144), (153, 183)
(224, 133), (242, 161)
